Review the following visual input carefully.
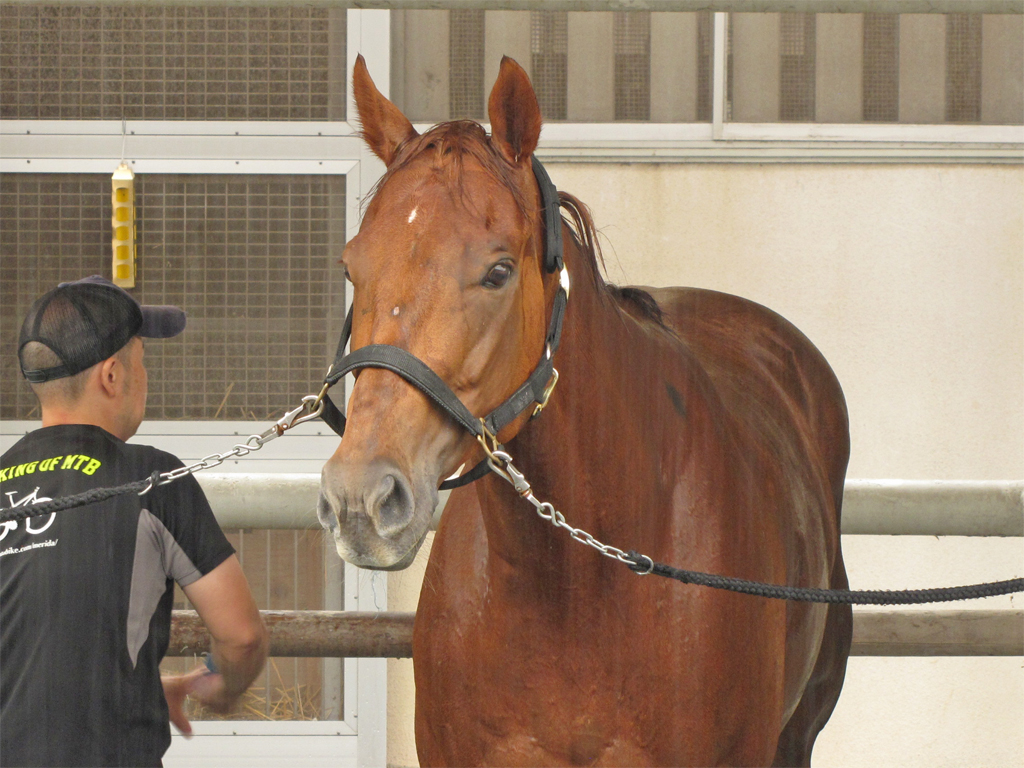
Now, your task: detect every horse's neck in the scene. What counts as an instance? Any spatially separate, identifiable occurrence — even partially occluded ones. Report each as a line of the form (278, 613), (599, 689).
(476, 243), (687, 589)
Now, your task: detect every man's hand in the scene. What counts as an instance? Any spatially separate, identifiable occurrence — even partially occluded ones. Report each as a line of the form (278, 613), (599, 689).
(181, 555), (268, 709)
(185, 670), (236, 714)
(162, 666), (211, 738)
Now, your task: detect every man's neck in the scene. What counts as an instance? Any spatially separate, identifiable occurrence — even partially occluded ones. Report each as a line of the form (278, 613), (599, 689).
(41, 405), (134, 442)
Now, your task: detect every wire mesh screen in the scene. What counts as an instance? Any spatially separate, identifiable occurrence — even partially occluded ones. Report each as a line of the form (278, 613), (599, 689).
(613, 11), (651, 121)
(946, 14), (982, 123)
(863, 14), (900, 122)
(449, 10), (486, 120)
(531, 11), (568, 121)
(779, 14), (815, 121)
(696, 12), (715, 123)
(0, 4), (344, 121)
(0, 173), (346, 421)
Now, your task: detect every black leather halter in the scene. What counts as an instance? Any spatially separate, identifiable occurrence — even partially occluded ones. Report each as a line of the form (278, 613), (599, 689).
(318, 156), (568, 491)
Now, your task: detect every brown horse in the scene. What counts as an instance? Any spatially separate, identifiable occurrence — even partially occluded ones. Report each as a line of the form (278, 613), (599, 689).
(318, 54), (852, 767)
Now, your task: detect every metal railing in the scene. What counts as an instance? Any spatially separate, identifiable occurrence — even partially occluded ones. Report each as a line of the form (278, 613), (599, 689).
(195, 474), (1024, 536)
(167, 607), (1023, 658)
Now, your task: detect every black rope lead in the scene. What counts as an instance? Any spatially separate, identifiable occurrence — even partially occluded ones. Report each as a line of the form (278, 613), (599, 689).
(0, 470), (162, 524)
(626, 551), (1024, 605)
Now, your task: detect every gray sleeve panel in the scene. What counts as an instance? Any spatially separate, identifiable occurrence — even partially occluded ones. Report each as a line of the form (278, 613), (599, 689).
(125, 508), (203, 668)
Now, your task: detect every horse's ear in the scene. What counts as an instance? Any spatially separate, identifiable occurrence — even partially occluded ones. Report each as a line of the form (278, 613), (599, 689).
(353, 54), (418, 166)
(487, 56), (541, 166)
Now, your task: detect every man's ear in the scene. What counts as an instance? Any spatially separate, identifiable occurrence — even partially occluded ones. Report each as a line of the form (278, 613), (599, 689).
(97, 356), (121, 398)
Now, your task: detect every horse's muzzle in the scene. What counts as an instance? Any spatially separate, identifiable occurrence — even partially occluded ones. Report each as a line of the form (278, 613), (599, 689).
(318, 457), (435, 570)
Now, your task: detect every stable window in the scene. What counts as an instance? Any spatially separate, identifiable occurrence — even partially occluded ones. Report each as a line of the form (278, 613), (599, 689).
(0, 173), (346, 422)
(390, 9), (715, 124)
(0, 4), (346, 122)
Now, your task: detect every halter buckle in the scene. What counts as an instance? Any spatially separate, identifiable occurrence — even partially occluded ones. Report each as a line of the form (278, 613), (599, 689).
(476, 420), (502, 461)
(532, 367), (559, 419)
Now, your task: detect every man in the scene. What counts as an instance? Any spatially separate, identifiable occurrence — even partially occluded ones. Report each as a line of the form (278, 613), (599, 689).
(0, 276), (268, 767)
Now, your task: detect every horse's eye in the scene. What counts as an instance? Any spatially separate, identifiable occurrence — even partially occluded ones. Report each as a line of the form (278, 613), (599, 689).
(482, 262), (513, 289)
(343, 264), (352, 282)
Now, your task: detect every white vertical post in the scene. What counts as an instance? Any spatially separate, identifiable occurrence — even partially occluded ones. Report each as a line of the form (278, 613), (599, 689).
(651, 11), (699, 122)
(567, 11), (615, 121)
(322, 537), (344, 720)
(731, 12), (781, 122)
(899, 14), (946, 123)
(712, 12), (727, 138)
(816, 13), (864, 123)
(485, 10), (533, 89)
(346, 12), (391, 768)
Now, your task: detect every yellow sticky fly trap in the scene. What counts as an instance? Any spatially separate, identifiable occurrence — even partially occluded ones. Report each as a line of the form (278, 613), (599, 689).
(111, 162), (136, 288)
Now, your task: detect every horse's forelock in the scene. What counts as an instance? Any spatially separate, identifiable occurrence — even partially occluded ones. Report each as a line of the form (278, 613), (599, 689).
(371, 121), (530, 217)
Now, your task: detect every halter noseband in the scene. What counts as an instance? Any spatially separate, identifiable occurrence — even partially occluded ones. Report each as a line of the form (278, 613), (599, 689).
(318, 156), (569, 491)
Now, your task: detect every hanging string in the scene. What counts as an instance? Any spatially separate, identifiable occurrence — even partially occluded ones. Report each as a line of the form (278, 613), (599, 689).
(120, 117), (127, 164)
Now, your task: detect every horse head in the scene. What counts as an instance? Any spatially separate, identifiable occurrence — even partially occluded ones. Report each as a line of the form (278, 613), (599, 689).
(317, 55), (560, 569)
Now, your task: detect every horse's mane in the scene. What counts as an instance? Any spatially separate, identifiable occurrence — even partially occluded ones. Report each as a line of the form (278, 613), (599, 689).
(559, 191), (665, 327)
(368, 121), (665, 328)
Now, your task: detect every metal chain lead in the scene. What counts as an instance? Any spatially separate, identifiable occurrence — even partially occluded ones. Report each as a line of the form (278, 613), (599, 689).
(477, 436), (1024, 604)
(0, 393), (329, 524)
(136, 395), (325, 496)
(481, 439), (654, 574)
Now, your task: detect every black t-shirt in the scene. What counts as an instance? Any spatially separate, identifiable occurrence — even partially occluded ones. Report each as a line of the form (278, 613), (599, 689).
(0, 425), (235, 767)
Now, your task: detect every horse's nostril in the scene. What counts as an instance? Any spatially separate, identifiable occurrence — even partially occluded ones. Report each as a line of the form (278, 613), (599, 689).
(369, 472), (414, 536)
(317, 491), (340, 531)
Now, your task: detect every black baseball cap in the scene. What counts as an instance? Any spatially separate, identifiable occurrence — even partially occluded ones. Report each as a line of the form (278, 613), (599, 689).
(18, 275), (186, 384)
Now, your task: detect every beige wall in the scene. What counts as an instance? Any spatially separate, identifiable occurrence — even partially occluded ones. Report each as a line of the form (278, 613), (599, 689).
(550, 163), (1023, 481)
(387, 163), (1024, 767)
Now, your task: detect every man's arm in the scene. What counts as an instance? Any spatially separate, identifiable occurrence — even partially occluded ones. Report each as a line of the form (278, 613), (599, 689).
(181, 554), (268, 712)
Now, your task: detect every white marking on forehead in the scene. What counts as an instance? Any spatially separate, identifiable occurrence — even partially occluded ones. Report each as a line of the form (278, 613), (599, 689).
(392, 306), (400, 316)
(407, 207), (418, 224)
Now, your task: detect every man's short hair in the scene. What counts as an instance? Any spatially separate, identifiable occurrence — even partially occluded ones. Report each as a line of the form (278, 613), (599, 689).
(20, 339), (135, 404)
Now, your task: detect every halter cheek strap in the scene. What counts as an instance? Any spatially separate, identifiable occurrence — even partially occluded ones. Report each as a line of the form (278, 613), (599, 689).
(317, 157), (567, 491)
(532, 155), (564, 274)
